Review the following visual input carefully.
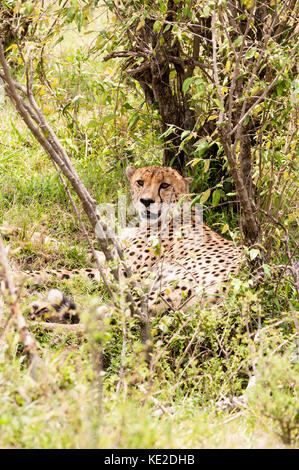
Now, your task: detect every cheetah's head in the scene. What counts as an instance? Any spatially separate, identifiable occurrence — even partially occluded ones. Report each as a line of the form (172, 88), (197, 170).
(126, 165), (193, 220)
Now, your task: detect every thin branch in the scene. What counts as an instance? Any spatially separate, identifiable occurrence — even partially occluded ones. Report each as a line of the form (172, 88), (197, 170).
(0, 234), (43, 379)
(0, 41), (152, 354)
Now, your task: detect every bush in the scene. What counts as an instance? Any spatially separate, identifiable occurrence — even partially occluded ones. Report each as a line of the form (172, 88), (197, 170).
(247, 352), (299, 446)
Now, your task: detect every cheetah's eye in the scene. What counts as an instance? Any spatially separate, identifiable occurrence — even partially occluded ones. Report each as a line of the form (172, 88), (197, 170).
(160, 182), (170, 189)
(136, 180), (144, 187)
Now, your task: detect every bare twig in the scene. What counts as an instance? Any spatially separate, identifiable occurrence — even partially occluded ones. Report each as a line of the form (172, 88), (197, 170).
(259, 209), (299, 300)
(0, 234), (43, 379)
(116, 319), (127, 395)
(139, 384), (169, 415)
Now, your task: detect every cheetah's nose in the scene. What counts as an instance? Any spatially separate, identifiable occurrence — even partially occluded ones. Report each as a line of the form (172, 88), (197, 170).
(140, 198), (154, 208)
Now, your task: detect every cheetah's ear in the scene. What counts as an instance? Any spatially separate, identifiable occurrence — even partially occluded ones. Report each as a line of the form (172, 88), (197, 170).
(125, 166), (136, 179)
(184, 177), (193, 189)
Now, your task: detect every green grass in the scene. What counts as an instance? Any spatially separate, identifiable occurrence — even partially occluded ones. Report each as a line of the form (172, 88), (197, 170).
(0, 353), (288, 449)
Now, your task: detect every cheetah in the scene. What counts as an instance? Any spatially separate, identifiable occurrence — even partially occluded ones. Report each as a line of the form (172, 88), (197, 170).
(117, 165), (242, 313)
(6, 165), (243, 319)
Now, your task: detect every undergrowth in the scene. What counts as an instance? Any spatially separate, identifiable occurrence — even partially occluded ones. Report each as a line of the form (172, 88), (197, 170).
(0, 4), (298, 449)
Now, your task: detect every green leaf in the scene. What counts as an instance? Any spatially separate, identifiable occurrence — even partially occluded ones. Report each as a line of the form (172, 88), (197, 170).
(103, 113), (116, 122)
(25, 1), (34, 14)
(200, 189), (211, 204)
(87, 119), (99, 128)
(262, 264), (271, 278)
(221, 223), (229, 234)
(213, 98), (225, 112)
(136, 18), (145, 31)
(183, 7), (192, 18)
(249, 249), (260, 260)
(195, 140), (209, 156)
(160, 3), (167, 13)
(212, 189), (221, 206)
(181, 130), (191, 140)
(203, 159), (210, 173)
(123, 102), (134, 110)
(153, 20), (162, 33)
(276, 82), (285, 96)
(233, 35), (243, 47)
(201, 6), (210, 17)
(182, 77), (193, 94)
(232, 278), (242, 292)
(160, 125), (176, 138)
(52, 36), (64, 48)
(67, 8), (76, 21)
(77, 11), (83, 32)
(195, 82), (205, 96)
(245, 47), (256, 59)
(128, 113), (139, 129)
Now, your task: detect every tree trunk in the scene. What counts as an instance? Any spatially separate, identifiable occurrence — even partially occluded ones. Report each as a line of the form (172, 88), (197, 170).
(104, 2), (219, 175)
